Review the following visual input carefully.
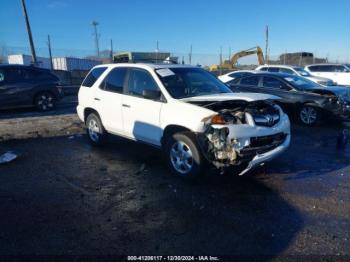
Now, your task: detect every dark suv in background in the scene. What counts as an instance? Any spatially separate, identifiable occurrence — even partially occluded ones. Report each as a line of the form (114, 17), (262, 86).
(0, 65), (63, 111)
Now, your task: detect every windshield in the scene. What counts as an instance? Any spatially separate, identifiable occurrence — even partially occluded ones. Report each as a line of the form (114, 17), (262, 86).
(156, 67), (232, 99)
(283, 75), (321, 90)
(293, 67), (311, 77)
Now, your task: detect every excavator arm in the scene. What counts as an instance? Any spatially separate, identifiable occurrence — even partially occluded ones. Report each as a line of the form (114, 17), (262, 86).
(230, 46), (265, 66)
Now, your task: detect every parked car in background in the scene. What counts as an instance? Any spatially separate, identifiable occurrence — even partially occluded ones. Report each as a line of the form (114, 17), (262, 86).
(77, 64), (291, 178)
(304, 64), (350, 86)
(256, 65), (336, 86)
(218, 70), (256, 83)
(225, 72), (350, 126)
(0, 65), (63, 111)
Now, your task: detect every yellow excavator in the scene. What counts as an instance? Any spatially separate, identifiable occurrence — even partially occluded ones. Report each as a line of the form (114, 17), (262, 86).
(209, 46), (265, 71)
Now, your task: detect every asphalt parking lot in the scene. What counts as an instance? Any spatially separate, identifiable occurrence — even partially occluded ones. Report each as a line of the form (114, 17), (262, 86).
(0, 97), (349, 256)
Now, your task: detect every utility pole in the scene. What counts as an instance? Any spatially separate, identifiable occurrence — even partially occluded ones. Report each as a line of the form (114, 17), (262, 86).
(91, 20), (100, 58)
(21, 0), (37, 65)
(156, 40), (159, 63)
(265, 25), (269, 64)
(47, 35), (53, 70)
(228, 46), (231, 60)
(219, 46), (223, 75)
(110, 39), (113, 63)
(189, 44), (192, 65)
(283, 50), (286, 65)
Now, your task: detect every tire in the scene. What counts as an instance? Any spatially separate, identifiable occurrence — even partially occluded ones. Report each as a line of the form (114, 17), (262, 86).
(165, 132), (203, 180)
(35, 92), (56, 111)
(86, 113), (107, 146)
(299, 105), (321, 126)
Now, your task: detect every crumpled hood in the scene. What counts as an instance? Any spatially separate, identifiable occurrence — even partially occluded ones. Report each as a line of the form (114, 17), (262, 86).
(326, 86), (350, 101)
(306, 86), (350, 101)
(180, 92), (280, 103)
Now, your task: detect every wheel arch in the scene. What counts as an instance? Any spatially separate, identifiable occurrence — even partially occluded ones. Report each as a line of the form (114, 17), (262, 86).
(161, 125), (192, 148)
(84, 107), (101, 123)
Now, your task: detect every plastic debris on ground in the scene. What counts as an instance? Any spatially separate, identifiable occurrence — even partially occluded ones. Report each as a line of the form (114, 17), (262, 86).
(0, 151), (19, 164)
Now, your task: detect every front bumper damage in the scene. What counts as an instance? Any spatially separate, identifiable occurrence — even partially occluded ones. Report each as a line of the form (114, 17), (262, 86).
(196, 101), (291, 176)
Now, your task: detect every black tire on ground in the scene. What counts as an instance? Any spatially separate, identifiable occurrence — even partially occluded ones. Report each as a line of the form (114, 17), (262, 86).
(34, 92), (56, 111)
(298, 105), (321, 126)
(86, 113), (107, 146)
(165, 132), (203, 180)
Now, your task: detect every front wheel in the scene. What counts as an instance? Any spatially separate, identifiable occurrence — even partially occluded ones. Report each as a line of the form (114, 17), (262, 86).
(165, 132), (203, 180)
(299, 105), (320, 126)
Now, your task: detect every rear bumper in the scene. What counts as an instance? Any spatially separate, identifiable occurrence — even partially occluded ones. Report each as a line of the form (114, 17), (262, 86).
(76, 105), (85, 122)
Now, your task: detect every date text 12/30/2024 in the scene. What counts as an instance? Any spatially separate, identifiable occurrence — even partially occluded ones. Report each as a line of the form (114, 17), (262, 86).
(127, 256), (220, 261)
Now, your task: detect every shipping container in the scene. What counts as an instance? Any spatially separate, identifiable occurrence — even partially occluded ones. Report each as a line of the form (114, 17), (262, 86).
(52, 57), (100, 71)
(7, 54), (52, 69)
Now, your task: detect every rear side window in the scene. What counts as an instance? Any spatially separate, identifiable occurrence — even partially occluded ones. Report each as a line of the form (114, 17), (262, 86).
(82, 67), (107, 87)
(229, 72), (242, 78)
(308, 65), (335, 72)
(279, 68), (295, 75)
(267, 68), (279, 73)
(240, 76), (260, 86)
(101, 68), (127, 93)
(3, 68), (23, 83)
(259, 67), (268, 71)
(24, 69), (59, 82)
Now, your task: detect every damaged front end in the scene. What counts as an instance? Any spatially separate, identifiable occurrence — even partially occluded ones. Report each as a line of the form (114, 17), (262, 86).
(323, 96), (350, 120)
(193, 100), (290, 174)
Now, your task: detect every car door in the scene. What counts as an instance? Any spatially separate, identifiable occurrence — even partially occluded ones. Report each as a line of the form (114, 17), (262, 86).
(260, 76), (300, 112)
(93, 67), (127, 135)
(229, 75), (262, 93)
(122, 68), (163, 146)
(0, 67), (32, 108)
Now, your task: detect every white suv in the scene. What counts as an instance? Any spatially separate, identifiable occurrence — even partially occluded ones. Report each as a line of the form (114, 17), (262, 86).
(304, 64), (350, 86)
(256, 65), (335, 86)
(77, 63), (290, 179)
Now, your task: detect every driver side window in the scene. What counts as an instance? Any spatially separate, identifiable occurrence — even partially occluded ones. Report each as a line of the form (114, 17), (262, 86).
(262, 77), (288, 89)
(127, 68), (159, 98)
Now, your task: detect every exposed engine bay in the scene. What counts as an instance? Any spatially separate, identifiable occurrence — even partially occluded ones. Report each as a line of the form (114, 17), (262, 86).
(188, 100), (287, 169)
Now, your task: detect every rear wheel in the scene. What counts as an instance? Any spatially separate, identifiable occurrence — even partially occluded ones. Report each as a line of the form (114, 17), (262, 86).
(86, 113), (107, 146)
(35, 92), (55, 111)
(299, 105), (320, 126)
(165, 132), (203, 180)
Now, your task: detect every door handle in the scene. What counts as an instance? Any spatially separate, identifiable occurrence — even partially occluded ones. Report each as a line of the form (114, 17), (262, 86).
(94, 98), (101, 101)
(122, 104), (131, 108)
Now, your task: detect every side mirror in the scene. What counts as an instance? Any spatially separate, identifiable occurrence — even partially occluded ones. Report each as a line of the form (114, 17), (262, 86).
(142, 89), (161, 100)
